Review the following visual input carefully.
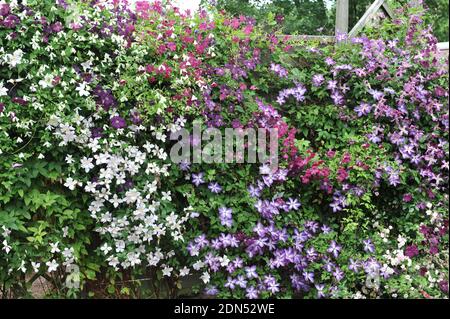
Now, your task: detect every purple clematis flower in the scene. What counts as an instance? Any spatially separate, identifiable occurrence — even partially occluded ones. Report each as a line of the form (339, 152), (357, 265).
(348, 258), (360, 273)
(287, 198), (301, 211)
(363, 239), (375, 253)
(224, 277), (237, 290)
(219, 207), (233, 228)
(321, 224), (332, 234)
(248, 185), (261, 198)
(179, 160), (191, 171)
(327, 241), (342, 258)
(110, 116), (126, 129)
(333, 267), (344, 281)
(354, 102), (372, 117)
(235, 275), (248, 288)
(312, 74), (325, 87)
(208, 182), (222, 193)
(245, 286), (259, 299)
(245, 266), (258, 279)
(302, 271), (315, 283)
(192, 173), (205, 186)
(315, 284), (326, 298)
(205, 286), (219, 296)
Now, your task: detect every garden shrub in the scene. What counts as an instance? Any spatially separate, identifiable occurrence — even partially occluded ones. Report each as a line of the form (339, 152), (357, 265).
(0, 0), (448, 299)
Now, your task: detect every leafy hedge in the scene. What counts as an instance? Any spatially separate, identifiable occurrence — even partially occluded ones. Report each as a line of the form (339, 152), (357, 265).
(0, 0), (448, 299)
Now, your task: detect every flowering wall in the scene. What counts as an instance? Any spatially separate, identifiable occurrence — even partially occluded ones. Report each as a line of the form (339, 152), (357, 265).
(0, 0), (448, 299)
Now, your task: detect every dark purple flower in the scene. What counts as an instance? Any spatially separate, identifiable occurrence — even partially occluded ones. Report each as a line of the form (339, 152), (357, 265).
(275, 14), (284, 24)
(0, 3), (10, 16)
(110, 116), (126, 129)
(95, 87), (117, 110)
(419, 267), (428, 276)
(131, 111), (142, 125)
(429, 245), (439, 255)
(12, 97), (27, 105)
(439, 280), (448, 294)
(51, 22), (63, 33)
(419, 225), (431, 236)
(91, 127), (104, 139)
(405, 245), (419, 258)
(2, 15), (20, 28)
(403, 193), (413, 202)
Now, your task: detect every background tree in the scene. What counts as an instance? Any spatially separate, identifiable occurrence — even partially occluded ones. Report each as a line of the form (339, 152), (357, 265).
(203, 0), (335, 35)
(203, 0), (449, 41)
(424, 0), (449, 41)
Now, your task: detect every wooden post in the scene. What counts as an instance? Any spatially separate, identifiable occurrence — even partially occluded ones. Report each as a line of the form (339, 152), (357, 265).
(335, 0), (349, 35)
(349, 0), (392, 38)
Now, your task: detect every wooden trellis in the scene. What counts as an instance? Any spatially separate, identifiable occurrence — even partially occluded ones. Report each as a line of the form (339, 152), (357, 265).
(283, 0), (448, 57)
(285, 0), (395, 42)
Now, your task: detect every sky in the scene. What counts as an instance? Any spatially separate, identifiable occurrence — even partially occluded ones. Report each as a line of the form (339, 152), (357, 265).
(127, 0), (201, 11)
(174, 0), (201, 10)
(130, 0), (335, 11)
(173, 0), (335, 11)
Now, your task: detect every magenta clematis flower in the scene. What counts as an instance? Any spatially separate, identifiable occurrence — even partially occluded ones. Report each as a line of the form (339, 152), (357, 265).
(405, 245), (419, 258)
(0, 3), (10, 16)
(403, 193), (413, 202)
